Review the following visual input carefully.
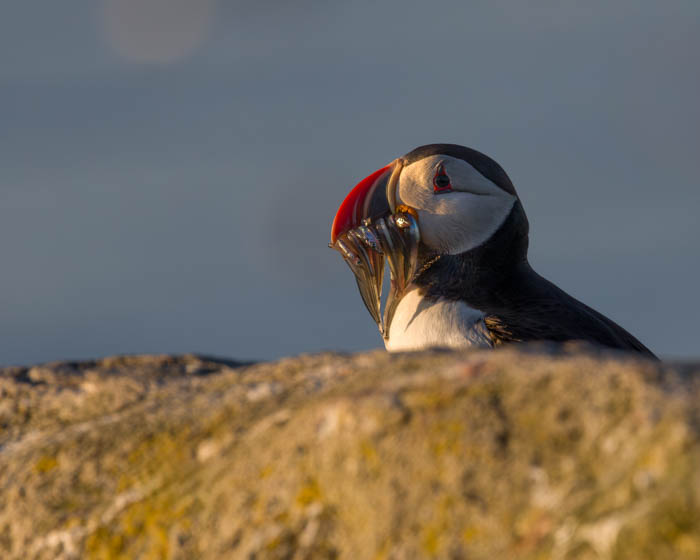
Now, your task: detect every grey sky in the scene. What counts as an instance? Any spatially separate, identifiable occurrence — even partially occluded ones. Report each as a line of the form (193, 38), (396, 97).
(1, 0), (698, 364)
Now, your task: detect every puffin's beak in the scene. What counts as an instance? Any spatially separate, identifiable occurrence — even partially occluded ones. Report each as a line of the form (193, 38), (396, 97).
(329, 159), (419, 339)
(332, 163), (389, 244)
(330, 159), (404, 244)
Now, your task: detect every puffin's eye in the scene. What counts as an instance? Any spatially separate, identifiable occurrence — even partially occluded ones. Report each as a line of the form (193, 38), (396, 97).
(433, 163), (452, 193)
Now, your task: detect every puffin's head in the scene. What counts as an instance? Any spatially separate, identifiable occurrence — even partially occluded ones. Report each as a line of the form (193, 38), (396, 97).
(331, 143), (527, 257)
(330, 143), (529, 335)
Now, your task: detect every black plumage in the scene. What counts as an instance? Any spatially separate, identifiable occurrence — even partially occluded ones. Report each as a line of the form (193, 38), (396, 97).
(409, 145), (656, 358)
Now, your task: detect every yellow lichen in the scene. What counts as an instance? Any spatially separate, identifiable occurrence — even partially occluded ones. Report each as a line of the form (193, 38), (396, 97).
(34, 455), (58, 474)
(360, 440), (380, 471)
(259, 464), (274, 479)
(421, 524), (442, 557)
(461, 526), (479, 542)
(296, 478), (322, 506)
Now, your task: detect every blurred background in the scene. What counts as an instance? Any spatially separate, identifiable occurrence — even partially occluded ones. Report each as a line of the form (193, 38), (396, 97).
(1, 0), (698, 365)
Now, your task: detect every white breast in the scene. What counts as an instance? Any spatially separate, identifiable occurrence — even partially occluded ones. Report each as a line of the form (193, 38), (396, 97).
(384, 289), (494, 352)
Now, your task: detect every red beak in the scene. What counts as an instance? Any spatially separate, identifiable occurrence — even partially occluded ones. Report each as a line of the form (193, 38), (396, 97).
(330, 164), (392, 243)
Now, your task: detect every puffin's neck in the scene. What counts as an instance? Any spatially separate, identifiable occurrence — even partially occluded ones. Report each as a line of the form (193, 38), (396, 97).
(413, 201), (533, 310)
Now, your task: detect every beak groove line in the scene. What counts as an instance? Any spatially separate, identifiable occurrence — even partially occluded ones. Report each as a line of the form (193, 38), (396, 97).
(385, 158), (404, 214)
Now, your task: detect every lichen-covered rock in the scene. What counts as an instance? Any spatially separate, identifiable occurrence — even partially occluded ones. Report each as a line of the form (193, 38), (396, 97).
(1, 346), (698, 559)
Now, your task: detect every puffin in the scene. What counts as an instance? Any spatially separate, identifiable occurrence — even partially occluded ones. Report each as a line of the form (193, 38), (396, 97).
(330, 143), (656, 358)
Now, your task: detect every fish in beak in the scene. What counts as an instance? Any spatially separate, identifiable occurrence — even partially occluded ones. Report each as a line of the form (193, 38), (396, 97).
(329, 159), (421, 338)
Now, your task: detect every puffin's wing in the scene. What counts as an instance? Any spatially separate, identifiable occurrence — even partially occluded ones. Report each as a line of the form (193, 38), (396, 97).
(483, 288), (657, 359)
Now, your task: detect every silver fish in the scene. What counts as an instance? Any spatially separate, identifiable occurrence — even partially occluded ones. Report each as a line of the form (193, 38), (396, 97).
(330, 210), (420, 338)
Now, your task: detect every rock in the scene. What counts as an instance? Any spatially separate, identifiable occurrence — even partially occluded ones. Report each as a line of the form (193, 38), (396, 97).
(0, 346), (699, 559)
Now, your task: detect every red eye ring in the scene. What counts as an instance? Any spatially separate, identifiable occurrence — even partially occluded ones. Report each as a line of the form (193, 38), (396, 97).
(433, 163), (452, 193)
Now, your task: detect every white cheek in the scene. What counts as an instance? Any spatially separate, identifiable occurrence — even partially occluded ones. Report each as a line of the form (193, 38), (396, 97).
(416, 193), (516, 254)
(397, 166), (516, 255)
(396, 155), (517, 254)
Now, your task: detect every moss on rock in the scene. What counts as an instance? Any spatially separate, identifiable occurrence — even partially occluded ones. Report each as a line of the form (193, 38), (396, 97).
(1, 347), (699, 559)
